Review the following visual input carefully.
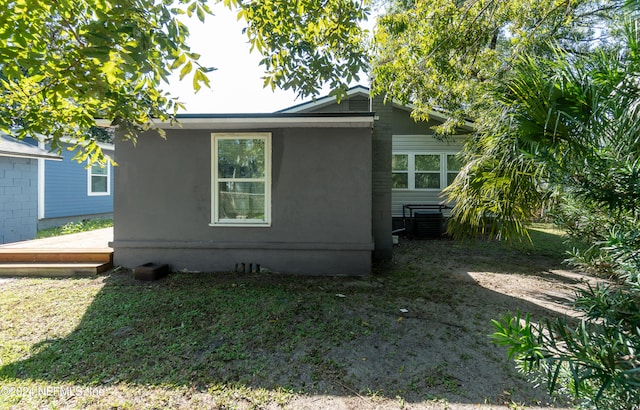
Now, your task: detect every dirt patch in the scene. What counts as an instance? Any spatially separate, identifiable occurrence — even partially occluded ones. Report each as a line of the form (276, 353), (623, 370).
(285, 237), (599, 409)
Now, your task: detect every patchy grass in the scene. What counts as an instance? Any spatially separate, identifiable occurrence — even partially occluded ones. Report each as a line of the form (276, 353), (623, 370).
(0, 225), (581, 409)
(36, 219), (113, 239)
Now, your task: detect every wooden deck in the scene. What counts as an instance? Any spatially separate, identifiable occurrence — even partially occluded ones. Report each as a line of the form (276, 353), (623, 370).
(0, 228), (113, 276)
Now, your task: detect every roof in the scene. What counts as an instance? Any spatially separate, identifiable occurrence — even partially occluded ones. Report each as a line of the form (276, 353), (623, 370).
(277, 85), (371, 113)
(277, 85), (475, 131)
(95, 85), (474, 131)
(0, 134), (62, 160)
(59, 136), (114, 151)
(145, 112), (375, 130)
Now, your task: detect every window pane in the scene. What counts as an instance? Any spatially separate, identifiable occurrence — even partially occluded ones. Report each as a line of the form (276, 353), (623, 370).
(392, 172), (408, 189)
(447, 172), (458, 186)
(218, 182), (265, 220)
(218, 139), (265, 178)
(392, 154), (408, 171)
(91, 176), (108, 193)
(415, 173), (440, 189)
(447, 154), (462, 171)
(415, 155), (440, 171)
(91, 163), (108, 176)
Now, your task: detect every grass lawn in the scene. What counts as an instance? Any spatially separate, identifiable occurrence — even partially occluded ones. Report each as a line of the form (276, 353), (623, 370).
(0, 226), (582, 409)
(36, 219), (113, 239)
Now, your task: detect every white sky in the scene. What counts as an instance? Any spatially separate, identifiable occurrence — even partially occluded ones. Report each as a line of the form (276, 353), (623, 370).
(166, 4), (372, 114)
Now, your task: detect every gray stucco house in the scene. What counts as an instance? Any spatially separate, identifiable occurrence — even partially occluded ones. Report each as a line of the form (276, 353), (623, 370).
(111, 113), (375, 275)
(0, 134), (61, 244)
(110, 87), (472, 275)
(278, 86), (474, 236)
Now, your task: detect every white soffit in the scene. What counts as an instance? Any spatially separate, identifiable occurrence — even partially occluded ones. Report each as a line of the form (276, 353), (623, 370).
(151, 116), (375, 130)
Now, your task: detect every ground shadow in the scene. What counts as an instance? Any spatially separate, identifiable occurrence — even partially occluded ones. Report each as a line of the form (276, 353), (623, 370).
(0, 235), (581, 407)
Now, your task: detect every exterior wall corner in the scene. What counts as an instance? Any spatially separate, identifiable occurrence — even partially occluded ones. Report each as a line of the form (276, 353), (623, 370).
(371, 95), (393, 259)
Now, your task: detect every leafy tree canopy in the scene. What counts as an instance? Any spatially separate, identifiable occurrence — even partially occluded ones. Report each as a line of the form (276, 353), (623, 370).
(235, 0), (370, 98)
(371, 0), (627, 132)
(0, 0), (370, 162)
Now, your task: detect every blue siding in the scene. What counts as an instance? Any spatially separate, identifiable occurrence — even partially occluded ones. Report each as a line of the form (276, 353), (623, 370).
(43, 144), (114, 218)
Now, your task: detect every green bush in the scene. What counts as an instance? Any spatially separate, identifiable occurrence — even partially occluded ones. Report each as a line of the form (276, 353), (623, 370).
(486, 15), (640, 407)
(551, 196), (639, 282)
(492, 279), (640, 409)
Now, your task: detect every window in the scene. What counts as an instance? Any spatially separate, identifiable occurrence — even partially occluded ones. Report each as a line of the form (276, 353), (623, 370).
(415, 154), (440, 189)
(392, 152), (460, 190)
(446, 154), (462, 186)
(88, 162), (110, 196)
(392, 154), (409, 189)
(211, 133), (271, 226)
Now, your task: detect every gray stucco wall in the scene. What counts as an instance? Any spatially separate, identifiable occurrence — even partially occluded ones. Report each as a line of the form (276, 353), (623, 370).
(112, 125), (373, 275)
(391, 107), (445, 134)
(371, 97), (393, 260)
(0, 156), (38, 244)
(302, 96), (370, 113)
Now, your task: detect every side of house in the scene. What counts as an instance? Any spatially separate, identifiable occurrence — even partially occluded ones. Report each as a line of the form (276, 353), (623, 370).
(386, 104), (471, 227)
(111, 114), (375, 275)
(278, 86), (473, 250)
(0, 134), (61, 244)
(278, 86), (394, 257)
(111, 87), (473, 275)
(37, 140), (115, 229)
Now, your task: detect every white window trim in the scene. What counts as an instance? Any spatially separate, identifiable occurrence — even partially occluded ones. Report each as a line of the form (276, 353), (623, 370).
(392, 152), (459, 191)
(87, 161), (111, 196)
(210, 132), (272, 227)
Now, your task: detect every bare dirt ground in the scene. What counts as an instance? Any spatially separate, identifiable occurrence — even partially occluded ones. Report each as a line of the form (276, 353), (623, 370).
(283, 235), (600, 410)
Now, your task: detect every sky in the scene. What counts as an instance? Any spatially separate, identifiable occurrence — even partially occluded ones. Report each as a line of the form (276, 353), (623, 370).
(166, 4), (371, 114)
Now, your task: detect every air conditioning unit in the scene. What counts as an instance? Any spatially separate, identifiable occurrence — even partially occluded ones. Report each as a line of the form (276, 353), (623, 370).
(413, 211), (443, 239)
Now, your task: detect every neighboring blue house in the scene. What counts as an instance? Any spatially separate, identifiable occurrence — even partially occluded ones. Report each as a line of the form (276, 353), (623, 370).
(37, 139), (115, 229)
(0, 134), (61, 244)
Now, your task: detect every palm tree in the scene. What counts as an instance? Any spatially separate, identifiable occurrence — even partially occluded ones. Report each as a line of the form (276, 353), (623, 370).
(459, 21), (640, 408)
(446, 23), (640, 242)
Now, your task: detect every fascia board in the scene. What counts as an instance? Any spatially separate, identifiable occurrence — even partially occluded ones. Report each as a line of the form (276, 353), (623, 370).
(149, 116), (375, 130)
(0, 134), (62, 160)
(0, 151), (62, 160)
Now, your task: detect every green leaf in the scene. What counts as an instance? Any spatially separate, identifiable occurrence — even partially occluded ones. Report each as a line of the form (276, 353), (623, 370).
(102, 60), (119, 84)
(192, 69), (210, 92)
(170, 53), (186, 70)
(196, 5), (205, 22)
(186, 2), (196, 17)
(80, 46), (111, 61)
(179, 60), (193, 80)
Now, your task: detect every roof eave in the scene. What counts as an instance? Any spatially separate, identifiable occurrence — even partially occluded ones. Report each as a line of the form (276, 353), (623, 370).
(99, 114), (375, 130)
(0, 134), (63, 160)
(156, 115), (374, 129)
(0, 151), (63, 160)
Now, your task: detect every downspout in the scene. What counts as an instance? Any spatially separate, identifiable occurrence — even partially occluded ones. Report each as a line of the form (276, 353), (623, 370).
(37, 141), (45, 220)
